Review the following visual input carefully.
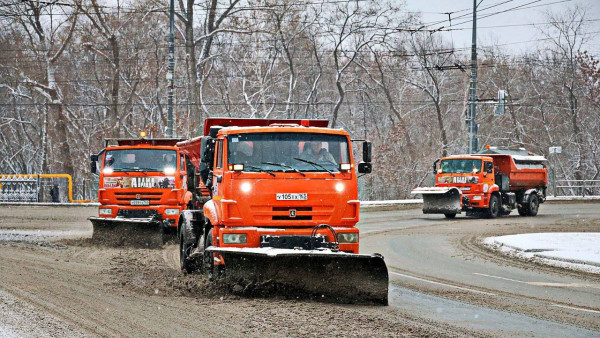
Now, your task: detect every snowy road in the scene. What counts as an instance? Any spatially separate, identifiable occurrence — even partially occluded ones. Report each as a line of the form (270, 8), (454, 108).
(0, 202), (599, 336)
(360, 202), (600, 336)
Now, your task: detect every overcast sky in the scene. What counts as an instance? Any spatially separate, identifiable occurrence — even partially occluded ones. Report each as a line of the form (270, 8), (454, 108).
(403, 0), (600, 55)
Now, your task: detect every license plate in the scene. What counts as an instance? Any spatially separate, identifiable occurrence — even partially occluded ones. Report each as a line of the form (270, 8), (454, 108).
(276, 193), (307, 201)
(130, 200), (150, 206)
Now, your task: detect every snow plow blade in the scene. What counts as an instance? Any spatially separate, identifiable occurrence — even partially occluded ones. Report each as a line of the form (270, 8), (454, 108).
(207, 247), (389, 305)
(89, 216), (164, 248)
(411, 187), (462, 214)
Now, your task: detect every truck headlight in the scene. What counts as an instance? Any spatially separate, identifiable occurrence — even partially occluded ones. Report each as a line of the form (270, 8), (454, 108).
(223, 233), (247, 244)
(99, 208), (112, 215)
(337, 233), (358, 243)
(472, 195), (482, 201)
(165, 208), (180, 215)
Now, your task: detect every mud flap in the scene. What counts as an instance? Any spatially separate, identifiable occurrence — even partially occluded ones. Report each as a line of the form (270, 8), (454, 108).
(412, 187), (462, 214)
(206, 247), (389, 305)
(89, 216), (164, 248)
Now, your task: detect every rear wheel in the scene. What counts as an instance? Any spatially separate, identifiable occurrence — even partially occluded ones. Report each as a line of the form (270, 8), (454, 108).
(486, 194), (500, 218)
(519, 194), (539, 216)
(444, 213), (456, 219)
(528, 195), (539, 216)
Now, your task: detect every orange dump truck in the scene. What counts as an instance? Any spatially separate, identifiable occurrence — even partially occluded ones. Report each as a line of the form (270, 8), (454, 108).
(176, 118), (388, 304)
(412, 146), (548, 218)
(89, 136), (186, 246)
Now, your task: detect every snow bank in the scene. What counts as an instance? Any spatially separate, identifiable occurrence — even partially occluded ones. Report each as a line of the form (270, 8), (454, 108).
(484, 233), (600, 274)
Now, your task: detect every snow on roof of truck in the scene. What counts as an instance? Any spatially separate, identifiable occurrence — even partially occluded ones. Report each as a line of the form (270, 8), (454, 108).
(202, 118), (329, 136)
(478, 146), (547, 161)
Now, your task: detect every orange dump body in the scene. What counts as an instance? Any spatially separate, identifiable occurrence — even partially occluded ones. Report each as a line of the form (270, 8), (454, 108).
(485, 154), (548, 190)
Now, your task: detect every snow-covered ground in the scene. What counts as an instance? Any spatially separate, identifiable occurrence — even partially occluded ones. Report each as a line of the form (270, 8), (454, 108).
(484, 233), (600, 274)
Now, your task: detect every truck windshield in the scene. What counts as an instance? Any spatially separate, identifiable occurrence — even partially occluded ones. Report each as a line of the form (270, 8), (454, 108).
(227, 132), (350, 173)
(103, 149), (177, 172)
(440, 159), (482, 174)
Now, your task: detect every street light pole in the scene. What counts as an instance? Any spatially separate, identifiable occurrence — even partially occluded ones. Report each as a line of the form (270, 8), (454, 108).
(468, 0), (478, 154)
(166, 0), (175, 137)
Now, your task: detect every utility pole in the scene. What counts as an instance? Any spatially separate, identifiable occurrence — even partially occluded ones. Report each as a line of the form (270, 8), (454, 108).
(467, 0), (478, 154)
(166, 0), (175, 137)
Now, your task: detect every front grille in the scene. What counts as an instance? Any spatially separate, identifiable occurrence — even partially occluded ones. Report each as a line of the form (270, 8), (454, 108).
(113, 192), (164, 205)
(272, 215), (312, 220)
(117, 209), (159, 218)
(250, 204), (333, 223)
(272, 206), (312, 212)
(271, 206), (313, 220)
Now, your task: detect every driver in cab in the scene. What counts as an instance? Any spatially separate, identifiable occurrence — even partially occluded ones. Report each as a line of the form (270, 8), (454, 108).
(299, 141), (336, 164)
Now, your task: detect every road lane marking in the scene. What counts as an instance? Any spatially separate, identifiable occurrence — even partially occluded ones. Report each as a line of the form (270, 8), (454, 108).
(552, 304), (600, 314)
(473, 273), (600, 289)
(389, 271), (496, 296)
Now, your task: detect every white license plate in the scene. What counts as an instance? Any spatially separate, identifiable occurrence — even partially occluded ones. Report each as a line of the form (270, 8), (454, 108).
(130, 200), (150, 206)
(276, 193), (307, 201)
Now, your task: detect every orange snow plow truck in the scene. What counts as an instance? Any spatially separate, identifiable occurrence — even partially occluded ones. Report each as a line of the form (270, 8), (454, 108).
(89, 136), (186, 247)
(412, 146), (548, 218)
(176, 118), (389, 304)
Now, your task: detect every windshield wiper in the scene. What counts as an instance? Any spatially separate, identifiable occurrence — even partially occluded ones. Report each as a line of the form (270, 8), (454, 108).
(113, 167), (157, 174)
(293, 158), (335, 177)
(244, 165), (276, 177)
(261, 162), (306, 177)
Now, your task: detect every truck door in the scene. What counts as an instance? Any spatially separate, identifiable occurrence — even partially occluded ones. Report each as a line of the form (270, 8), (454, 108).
(212, 139), (224, 197)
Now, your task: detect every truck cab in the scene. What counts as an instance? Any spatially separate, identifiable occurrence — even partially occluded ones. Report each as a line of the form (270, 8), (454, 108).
(436, 155), (496, 211)
(90, 137), (187, 232)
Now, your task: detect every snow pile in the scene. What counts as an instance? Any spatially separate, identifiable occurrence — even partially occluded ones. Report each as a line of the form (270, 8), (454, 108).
(484, 233), (600, 274)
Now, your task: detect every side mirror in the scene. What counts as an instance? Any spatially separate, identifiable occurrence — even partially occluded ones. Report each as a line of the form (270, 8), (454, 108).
(362, 141), (372, 163)
(90, 154), (98, 161)
(433, 158), (440, 175)
(90, 161), (97, 174)
(358, 162), (372, 174)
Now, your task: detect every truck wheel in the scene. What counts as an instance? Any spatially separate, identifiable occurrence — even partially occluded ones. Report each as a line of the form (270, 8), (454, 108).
(528, 195), (539, 216)
(444, 213), (456, 219)
(180, 233), (198, 274)
(486, 194), (500, 218)
(518, 194), (539, 216)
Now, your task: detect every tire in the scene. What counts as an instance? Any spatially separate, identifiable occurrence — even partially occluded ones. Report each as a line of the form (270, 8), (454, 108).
(485, 194), (500, 218)
(203, 228), (215, 277)
(180, 232), (198, 274)
(527, 194), (539, 216)
(518, 194), (539, 216)
(444, 213), (457, 219)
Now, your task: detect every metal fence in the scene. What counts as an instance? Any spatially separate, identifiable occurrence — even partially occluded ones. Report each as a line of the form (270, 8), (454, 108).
(0, 175), (39, 202)
(554, 180), (600, 197)
(0, 174), (97, 203)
